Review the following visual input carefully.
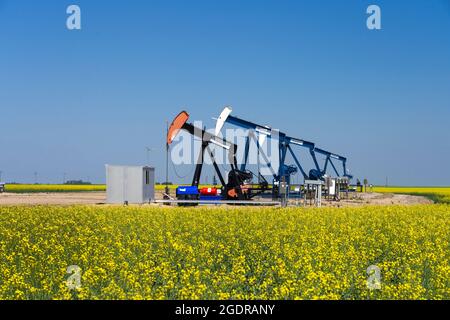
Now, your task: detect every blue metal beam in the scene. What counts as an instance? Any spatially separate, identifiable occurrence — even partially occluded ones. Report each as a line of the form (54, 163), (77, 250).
(287, 145), (308, 179)
(240, 136), (250, 171)
(313, 147), (351, 178)
(224, 115), (319, 178)
(217, 112), (351, 181)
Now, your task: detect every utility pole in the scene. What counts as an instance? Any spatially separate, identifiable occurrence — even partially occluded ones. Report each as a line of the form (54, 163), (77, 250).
(63, 172), (66, 184)
(34, 172), (38, 184)
(165, 120), (170, 198)
(385, 176), (388, 187)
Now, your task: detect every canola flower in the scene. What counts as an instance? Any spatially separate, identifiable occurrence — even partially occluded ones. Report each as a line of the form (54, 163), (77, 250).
(0, 205), (448, 300)
(5, 184), (106, 193)
(373, 187), (450, 204)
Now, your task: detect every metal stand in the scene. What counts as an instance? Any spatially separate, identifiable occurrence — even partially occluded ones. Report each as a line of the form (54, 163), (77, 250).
(280, 177), (288, 207)
(304, 180), (324, 207)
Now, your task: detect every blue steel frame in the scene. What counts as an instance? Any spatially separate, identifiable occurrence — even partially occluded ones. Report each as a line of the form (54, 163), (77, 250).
(219, 113), (351, 182)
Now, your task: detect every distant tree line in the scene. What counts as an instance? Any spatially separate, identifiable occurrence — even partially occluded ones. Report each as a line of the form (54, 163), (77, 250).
(64, 180), (92, 185)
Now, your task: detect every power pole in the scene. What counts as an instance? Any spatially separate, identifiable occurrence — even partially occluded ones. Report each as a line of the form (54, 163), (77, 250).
(34, 172), (38, 184)
(63, 172), (66, 184)
(385, 176), (388, 187)
(164, 120), (170, 198)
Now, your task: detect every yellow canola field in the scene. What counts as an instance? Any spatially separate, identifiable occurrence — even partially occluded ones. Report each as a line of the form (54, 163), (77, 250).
(373, 187), (450, 204)
(4, 184), (106, 193)
(0, 205), (449, 300)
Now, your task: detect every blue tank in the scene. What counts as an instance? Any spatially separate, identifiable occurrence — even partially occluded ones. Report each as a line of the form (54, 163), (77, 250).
(176, 186), (199, 195)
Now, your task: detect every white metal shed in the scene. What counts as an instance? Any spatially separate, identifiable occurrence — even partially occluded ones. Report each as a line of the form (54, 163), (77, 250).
(106, 165), (155, 204)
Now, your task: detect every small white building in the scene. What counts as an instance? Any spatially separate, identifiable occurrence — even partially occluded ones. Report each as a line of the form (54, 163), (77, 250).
(106, 165), (155, 204)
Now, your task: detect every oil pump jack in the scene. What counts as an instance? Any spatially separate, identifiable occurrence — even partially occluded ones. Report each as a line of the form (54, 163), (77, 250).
(214, 107), (352, 197)
(214, 107), (322, 184)
(167, 111), (268, 204)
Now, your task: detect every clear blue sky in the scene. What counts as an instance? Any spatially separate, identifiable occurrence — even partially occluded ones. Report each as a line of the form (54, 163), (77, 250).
(1, 0), (449, 186)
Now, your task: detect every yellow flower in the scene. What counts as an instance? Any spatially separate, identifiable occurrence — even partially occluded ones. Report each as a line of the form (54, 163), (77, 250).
(0, 202), (448, 300)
